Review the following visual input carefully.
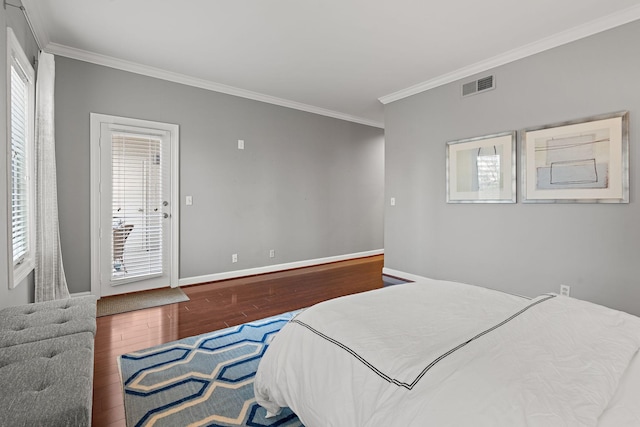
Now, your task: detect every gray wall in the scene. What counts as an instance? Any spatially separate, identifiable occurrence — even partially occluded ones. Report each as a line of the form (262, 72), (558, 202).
(0, 4), (39, 309)
(384, 20), (640, 316)
(55, 57), (384, 294)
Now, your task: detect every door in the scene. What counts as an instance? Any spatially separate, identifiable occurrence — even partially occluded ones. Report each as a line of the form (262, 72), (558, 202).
(90, 114), (179, 298)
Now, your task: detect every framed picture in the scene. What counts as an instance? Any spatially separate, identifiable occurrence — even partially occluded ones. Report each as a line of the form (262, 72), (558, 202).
(521, 111), (629, 203)
(446, 131), (516, 203)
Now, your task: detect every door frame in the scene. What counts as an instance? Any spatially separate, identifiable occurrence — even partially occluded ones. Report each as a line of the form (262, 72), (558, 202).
(90, 113), (179, 298)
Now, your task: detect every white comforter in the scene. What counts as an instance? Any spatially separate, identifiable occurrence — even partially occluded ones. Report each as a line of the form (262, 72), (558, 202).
(254, 279), (640, 427)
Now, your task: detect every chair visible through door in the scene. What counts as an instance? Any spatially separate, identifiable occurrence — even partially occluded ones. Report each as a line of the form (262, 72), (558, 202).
(113, 224), (134, 273)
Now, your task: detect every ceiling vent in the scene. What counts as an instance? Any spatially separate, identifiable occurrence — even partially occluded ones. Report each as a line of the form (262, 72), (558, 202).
(462, 75), (495, 97)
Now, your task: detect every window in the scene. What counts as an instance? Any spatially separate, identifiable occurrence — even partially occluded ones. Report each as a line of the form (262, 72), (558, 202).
(111, 132), (164, 280)
(7, 28), (35, 288)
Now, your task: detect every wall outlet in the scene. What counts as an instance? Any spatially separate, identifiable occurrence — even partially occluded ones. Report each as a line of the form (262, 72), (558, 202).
(560, 284), (570, 296)
(232, 253), (238, 263)
(269, 249), (275, 258)
(238, 139), (245, 150)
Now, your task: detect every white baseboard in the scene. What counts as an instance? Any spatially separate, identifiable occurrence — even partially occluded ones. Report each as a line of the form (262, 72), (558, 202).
(382, 267), (428, 283)
(179, 249), (384, 287)
(70, 291), (92, 298)
(383, 268), (532, 300)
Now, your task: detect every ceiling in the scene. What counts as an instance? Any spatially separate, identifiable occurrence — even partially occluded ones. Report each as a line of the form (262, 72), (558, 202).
(21, 0), (640, 128)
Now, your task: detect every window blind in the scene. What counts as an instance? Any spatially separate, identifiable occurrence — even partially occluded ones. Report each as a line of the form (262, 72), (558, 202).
(111, 133), (164, 280)
(10, 60), (30, 266)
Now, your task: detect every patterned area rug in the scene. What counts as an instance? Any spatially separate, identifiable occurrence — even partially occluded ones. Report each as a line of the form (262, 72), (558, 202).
(118, 311), (304, 427)
(97, 287), (190, 317)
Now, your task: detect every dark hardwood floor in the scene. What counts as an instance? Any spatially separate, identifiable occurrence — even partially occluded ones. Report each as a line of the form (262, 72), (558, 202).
(92, 254), (384, 427)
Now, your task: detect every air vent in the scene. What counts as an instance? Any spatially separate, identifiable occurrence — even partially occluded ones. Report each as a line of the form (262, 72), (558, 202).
(462, 75), (495, 97)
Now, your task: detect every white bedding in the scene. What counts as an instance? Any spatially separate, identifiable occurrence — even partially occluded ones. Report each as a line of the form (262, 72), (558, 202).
(599, 348), (640, 426)
(254, 279), (640, 427)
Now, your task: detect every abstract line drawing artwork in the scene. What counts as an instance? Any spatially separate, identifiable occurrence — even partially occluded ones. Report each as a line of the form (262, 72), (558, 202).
(534, 128), (610, 190)
(456, 145), (502, 196)
(446, 131), (516, 203)
(475, 145), (501, 195)
(522, 111), (628, 203)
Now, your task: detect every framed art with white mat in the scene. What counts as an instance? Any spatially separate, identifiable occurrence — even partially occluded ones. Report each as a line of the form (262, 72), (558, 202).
(521, 111), (629, 203)
(446, 131), (516, 203)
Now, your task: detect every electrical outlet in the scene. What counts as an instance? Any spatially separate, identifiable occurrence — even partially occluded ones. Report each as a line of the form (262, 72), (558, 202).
(232, 253), (238, 263)
(560, 284), (570, 296)
(269, 249), (275, 258)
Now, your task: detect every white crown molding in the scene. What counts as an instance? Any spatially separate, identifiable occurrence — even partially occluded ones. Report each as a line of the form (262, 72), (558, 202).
(20, 0), (51, 49)
(379, 5), (640, 105)
(44, 42), (384, 129)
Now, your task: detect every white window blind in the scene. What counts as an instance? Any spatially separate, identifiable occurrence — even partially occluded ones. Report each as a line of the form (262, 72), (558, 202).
(10, 61), (30, 265)
(7, 27), (35, 288)
(111, 133), (164, 280)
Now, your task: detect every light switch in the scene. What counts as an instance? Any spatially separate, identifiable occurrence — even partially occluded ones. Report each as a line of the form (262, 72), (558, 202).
(390, 197), (396, 206)
(186, 196), (193, 206)
(238, 139), (245, 150)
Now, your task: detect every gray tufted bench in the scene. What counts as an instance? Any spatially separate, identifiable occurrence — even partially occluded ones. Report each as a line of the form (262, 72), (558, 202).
(0, 295), (97, 427)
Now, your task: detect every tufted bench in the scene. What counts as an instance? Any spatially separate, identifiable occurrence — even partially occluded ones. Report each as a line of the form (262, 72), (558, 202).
(0, 295), (97, 427)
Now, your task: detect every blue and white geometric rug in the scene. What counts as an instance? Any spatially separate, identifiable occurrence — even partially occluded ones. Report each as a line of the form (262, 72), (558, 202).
(118, 311), (304, 427)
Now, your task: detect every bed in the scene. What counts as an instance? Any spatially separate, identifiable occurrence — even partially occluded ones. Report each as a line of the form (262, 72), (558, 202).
(254, 278), (640, 426)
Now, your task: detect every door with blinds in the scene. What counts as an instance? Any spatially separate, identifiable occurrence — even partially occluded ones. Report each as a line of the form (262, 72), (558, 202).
(91, 114), (178, 297)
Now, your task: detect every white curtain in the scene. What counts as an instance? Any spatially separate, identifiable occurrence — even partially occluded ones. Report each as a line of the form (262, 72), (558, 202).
(34, 52), (70, 302)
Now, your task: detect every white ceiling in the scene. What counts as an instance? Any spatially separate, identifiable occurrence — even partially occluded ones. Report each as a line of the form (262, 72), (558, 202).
(21, 0), (640, 128)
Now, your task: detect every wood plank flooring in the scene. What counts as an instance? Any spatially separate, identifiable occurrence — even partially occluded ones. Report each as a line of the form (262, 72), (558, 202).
(92, 254), (384, 427)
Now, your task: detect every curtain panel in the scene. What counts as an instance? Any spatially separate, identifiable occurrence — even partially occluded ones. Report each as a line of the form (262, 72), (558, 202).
(34, 52), (70, 302)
